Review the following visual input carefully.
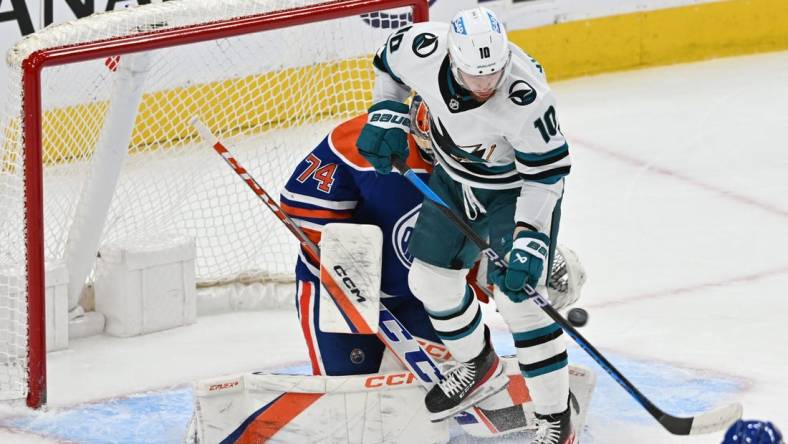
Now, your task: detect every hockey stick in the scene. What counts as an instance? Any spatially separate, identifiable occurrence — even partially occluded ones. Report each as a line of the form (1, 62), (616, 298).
(190, 118), (520, 438)
(392, 158), (743, 436)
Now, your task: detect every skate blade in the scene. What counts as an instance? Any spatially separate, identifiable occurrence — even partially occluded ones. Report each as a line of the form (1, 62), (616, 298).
(429, 364), (509, 423)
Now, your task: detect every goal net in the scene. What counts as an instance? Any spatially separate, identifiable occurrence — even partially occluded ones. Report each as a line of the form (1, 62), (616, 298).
(0, 0), (427, 408)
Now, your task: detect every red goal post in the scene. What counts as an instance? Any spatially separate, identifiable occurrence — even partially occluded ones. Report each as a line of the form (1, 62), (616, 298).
(2, 0), (429, 409)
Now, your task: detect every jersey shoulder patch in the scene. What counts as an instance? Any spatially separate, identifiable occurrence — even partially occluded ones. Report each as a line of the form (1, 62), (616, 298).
(500, 54), (555, 121)
(405, 22), (445, 59)
(382, 22), (448, 82)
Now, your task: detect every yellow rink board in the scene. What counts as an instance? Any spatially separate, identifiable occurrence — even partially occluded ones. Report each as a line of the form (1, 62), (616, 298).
(37, 57), (374, 165)
(26, 0), (788, 164)
(509, 0), (788, 81)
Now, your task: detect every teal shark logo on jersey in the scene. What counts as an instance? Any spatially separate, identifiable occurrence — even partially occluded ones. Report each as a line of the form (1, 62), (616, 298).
(464, 144), (487, 160)
(431, 118), (491, 164)
(451, 144), (495, 164)
(508, 80), (537, 106)
(412, 33), (438, 58)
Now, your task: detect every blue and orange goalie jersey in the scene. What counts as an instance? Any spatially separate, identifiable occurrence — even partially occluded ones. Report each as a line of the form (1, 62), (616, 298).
(281, 114), (433, 299)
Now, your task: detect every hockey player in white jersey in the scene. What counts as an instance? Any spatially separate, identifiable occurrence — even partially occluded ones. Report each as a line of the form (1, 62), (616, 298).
(356, 7), (574, 444)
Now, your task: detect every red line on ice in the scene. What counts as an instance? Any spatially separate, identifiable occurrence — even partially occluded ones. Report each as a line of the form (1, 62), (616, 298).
(572, 137), (788, 220)
(586, 265), (788, 309)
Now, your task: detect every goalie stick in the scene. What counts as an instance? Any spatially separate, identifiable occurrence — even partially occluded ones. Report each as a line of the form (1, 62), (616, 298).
(391, 157), (743, 436)
(190, 117), (527, 438)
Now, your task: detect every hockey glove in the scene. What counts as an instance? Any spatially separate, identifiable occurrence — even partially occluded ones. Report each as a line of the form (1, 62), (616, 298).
(356, 100), (410, 174)
(492, 231), (550, 303)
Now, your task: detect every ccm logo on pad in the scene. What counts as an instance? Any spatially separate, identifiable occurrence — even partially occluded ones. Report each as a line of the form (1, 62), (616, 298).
(333, 265), (366, 303)
(364, 372), (416, 388)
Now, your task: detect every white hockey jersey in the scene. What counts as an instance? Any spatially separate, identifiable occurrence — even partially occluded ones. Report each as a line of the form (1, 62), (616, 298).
(372, 22), (571, 233)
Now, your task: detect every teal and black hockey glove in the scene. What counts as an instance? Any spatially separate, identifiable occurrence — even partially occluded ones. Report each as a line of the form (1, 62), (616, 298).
(491, 231), (550, 303)
(356, 100), (410, 174)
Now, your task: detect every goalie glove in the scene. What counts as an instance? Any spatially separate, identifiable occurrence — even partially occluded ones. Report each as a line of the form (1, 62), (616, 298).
(356, 100), (410, 174)
(492, 231), (550, 303)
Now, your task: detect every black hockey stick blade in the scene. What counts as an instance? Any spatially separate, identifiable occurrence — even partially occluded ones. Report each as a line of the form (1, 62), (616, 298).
(659, 403), (743, 435)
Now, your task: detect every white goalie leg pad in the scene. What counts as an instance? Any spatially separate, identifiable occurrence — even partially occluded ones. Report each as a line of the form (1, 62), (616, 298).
(188, 371), (449, 444)
(319, 223), (383, 334)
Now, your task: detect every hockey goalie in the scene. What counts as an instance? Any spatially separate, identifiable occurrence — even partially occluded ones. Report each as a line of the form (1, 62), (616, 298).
(186, 97), (594, 443)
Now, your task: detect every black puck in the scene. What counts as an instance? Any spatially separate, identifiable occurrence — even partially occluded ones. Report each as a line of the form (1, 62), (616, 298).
(567, 307), (589, 327)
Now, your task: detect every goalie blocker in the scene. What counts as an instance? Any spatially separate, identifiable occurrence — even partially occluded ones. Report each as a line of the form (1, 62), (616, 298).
(186, 358), (596, 443)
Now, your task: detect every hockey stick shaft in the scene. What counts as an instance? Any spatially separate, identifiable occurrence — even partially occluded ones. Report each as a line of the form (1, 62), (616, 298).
(192, 119), (506, 436)
(393, 158), (741, 435)
(191, 118), (320, 263)
(192, 118), (375, 335)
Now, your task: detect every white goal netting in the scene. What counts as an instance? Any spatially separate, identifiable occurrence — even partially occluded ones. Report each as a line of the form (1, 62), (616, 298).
(0, 0), (422, 405)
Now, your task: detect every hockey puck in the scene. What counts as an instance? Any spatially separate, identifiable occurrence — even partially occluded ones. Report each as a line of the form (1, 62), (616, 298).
(567, 307), (589, 327)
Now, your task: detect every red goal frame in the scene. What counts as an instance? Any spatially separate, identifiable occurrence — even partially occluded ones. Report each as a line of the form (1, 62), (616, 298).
(19, 0), (429, 409)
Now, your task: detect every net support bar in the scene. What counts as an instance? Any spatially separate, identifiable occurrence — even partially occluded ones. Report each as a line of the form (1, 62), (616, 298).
(63, 52), (152, 311)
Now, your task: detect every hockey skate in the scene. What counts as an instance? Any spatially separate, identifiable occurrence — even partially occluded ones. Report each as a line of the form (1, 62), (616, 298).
(529, 394), (578, 444)
(425, 329), (508, 422)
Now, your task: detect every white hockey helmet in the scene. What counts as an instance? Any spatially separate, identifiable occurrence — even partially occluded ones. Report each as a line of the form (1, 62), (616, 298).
(447, 7), (511, 100)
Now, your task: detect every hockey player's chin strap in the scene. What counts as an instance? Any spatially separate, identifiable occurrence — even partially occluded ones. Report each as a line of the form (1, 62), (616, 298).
(462, 183), (486, 220)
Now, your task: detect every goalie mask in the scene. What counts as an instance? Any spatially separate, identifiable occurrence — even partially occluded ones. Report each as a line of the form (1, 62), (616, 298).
(447, 7), (511, 101)
(409, 95), (432, 159)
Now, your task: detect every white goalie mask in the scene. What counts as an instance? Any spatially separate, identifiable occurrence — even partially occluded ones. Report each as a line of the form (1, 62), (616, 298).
(447, 7), (511, 101)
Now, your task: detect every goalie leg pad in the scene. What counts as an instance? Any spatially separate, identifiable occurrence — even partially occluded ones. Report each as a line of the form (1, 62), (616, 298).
(409, 259), (485, 362)
(297, 284), (446, 376)
(319, 223), (383, 334)
(298, 278), (386, 375)
(189, 371), (449, 444)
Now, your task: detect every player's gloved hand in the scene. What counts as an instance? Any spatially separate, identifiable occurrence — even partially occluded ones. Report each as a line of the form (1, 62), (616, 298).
(491, 231), (550, 303)
(356, 100), (410, 174)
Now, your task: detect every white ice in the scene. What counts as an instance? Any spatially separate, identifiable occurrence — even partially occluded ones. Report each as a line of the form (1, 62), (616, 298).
(2, 50), (787, 443)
